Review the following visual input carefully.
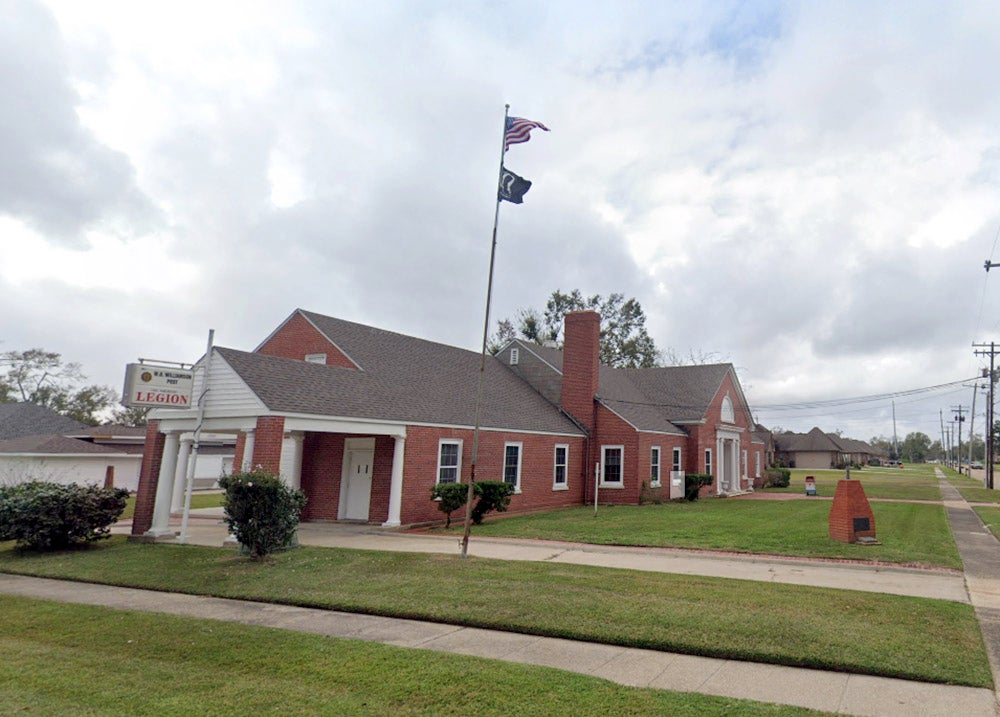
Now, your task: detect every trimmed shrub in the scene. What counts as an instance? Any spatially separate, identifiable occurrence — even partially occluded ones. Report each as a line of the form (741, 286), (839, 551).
(428, 480), (515, 526)
(471, 481), (515, 524)
(219, 470), (306, 560)
(763, 467), (791, 488)
(430, 482), (469, 527)
(684, 473), (713, 501)
(0, 481), (129, 550)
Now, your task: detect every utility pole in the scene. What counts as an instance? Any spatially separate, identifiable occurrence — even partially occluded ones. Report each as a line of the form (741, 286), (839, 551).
(952, 405), (966, 474)
(892, 400), (899, 461)
(973, 342), (997, 489)
(940, 409), (946, 465)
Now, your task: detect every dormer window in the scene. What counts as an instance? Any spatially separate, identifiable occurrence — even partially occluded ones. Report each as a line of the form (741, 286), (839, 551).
(510, 348), (519, 365)
(304, 353), (327, 364)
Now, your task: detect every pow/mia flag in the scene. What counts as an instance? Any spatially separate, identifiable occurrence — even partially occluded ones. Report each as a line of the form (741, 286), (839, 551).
(498, 166), (532, 204)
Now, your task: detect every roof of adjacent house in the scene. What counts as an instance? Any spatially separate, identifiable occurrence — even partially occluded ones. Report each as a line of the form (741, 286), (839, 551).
(213, 311), (584, 435)
(509, 340), (738, 435)
(0, 433), (125, 455)
(774, 427), (877, 455)
(0, 403), (88, 441)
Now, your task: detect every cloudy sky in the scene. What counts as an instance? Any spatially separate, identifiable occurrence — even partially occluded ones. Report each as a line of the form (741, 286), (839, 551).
(4, 0), (1000, 443)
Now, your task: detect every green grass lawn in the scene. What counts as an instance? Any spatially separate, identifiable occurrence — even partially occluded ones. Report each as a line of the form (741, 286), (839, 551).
(447, 500), (961, 569)
(121, 491), (224, 520)
(0, 538), (989, 687)
(974, 506), (1000, 539)
(0, 595), (822, 717)
(956, 487), (1000, 504)
(760, 468), (941, 500)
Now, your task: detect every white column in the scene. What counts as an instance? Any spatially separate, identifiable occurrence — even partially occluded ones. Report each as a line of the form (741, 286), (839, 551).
(382, 435), (405, 527)
(287, 432), (304, 490)
(146, 431), (180, 538)
(172, 436), (193, 512)
(241, 428), (256, 472)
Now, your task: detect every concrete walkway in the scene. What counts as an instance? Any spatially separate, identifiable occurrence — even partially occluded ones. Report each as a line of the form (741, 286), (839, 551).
(937, 469), (1000, 711)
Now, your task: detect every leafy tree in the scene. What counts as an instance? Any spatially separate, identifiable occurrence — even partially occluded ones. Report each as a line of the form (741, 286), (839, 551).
(110, 404), (151, 427)
(900, 432), (931, 464)
(0, 348), (117, 426)
(490, 289), (659, 368)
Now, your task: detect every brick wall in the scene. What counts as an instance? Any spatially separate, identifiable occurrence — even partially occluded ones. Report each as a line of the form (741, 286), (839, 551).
(256, 311), (356, 368)
(399, 425), (586, 525)
(252, 416), (285, 474)
(131, 420), (165, 535)
(300, 433), (346, 520)
(561, 311), (600, 432)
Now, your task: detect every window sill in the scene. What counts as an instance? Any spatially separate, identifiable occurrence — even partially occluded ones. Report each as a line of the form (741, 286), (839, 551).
(552, 484), (569, 491)
(599, 483), (624, 489)
(649, 482), (661, 489)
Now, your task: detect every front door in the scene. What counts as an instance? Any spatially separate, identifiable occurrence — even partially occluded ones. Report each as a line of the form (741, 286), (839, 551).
(341, 441), (374, 521)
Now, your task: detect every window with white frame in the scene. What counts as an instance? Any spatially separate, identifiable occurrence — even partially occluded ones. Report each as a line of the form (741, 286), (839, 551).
(601, 445), (624, 486)
(510, 347), (519, 365)
(503, 442), (522, 490)
(672, 447), (682, 472)
(755, 451), (761, 478)
(704, 448), (713, 476)
(553, 444), (568, 489)
(650, 446), (661, 486)
(437, 440), (462, 484)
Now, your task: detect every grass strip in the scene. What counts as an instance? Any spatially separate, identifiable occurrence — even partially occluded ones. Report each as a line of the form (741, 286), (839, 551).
(957, 487), (1000, 504)
(452, 500), (961, 569)
(973, 506), (1000, 539)
(0, 594), (822, 717)
(0, 538), (989, 688)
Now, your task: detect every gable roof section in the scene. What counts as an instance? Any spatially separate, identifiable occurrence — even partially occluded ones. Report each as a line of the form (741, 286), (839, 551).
(0, 403), (88, 440)
(775, 427), (842, 452)
(216, 324), (583, 435)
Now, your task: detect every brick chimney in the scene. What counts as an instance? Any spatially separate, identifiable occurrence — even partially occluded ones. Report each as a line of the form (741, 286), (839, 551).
(561, 310), (600, 432)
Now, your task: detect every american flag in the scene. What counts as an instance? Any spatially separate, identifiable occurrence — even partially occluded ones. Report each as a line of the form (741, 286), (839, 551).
(505, 116), (549, 151)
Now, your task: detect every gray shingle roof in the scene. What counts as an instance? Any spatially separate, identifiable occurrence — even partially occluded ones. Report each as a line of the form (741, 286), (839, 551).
(0, 434), (122, 455)
(217, 312), (584, 435)
(507, 340), (736, 434)
(0, 403), (88, 440)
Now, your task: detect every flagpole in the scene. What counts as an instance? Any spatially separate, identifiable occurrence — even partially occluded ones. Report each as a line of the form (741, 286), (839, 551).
(460, 103), (510, 559)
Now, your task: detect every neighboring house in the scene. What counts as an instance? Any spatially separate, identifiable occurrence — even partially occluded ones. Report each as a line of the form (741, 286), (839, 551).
(0, 404), (233, 493)
(774, 427), (879, 469)
(131, 308), (764, 537)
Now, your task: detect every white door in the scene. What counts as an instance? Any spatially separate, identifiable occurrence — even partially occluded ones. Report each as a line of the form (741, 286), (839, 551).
(343, 448), (373, 520)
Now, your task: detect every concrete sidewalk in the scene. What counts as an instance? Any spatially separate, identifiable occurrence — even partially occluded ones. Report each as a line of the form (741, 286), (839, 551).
(1, 572), (995, 717)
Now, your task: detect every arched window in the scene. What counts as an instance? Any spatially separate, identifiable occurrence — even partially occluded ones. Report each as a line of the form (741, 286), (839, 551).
(721, 395), (735, 423)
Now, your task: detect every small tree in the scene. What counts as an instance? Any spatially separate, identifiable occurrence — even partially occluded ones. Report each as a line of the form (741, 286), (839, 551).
(430, 482), (468, 527)
(471, 481), (514, 524)
(219, 470), (306, 560)
(429, 480), (515, 526)
(684, 473), (714, 501)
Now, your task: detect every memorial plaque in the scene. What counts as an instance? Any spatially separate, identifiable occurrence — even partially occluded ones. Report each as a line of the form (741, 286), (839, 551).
(853, 517), (870, 532)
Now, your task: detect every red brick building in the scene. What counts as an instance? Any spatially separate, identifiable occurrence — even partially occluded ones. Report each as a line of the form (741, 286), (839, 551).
(132, 309), (763, 536)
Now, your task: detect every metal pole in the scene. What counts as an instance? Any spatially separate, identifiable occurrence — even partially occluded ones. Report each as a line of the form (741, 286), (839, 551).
(178, 329), (214, 544)
(461, 105), (510, 559)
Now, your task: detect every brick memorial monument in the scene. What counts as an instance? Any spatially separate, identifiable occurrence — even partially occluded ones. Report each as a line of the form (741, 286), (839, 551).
(829, 476), (878, 544)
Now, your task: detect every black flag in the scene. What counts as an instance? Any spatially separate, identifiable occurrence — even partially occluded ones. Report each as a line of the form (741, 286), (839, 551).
(498, 166), (532, 204)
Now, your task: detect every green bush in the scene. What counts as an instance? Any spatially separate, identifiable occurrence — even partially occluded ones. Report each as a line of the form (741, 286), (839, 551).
(428, 480), (515, 526)
(684, 473), (713, 501)
(0, 481), (128, 550)
(763, 467), (791, 488)
(430, 482), (469, 527)
(471, 481), (515, 524)
(218, 470), (306, 560)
